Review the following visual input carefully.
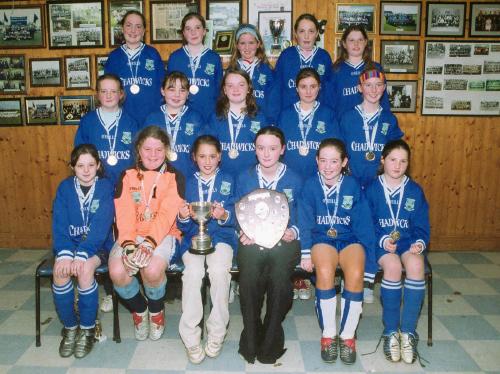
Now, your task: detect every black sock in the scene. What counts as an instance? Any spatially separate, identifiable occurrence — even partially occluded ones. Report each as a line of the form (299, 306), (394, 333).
(121, 291), (147, 313)
(147, 297), (165, 313)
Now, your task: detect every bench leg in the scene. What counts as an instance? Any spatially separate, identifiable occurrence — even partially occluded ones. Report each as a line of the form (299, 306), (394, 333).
(112, 288), (121, 343)
(35, 273), (41, 347)
(427, 272), (433, 346)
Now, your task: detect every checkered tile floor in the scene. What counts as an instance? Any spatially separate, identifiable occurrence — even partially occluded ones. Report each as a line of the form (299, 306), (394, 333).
(0, 249), (499, 373)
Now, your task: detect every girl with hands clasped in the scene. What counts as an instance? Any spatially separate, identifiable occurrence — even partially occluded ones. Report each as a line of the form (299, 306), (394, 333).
(299, 138), (375, 365)
(52, 144), (114, 359)
(365, 139), (430, 365)
(109, 126), (184, 342)
(177, 135), (236, 364)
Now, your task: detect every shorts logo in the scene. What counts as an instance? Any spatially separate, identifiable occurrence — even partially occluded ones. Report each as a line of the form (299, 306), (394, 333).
(342, 195), (353, 210)
(250, 121), (261, 133)
(317, 64), (325, 75)
(132, 191), (142, 203)
(404, 198), (415, 211)
(145, 59), (155, 71)
(220, 181), (231, 195)
(381, 122), (389, 135)
(205, 63), (215, 75)
(316, 121), (326, 134)
(90, 200), (100, 213)
(258, 73), (267, 86)
(122, 131), (132, 144)
(185, 122), (194, 136)
(283, 189), (293, 202)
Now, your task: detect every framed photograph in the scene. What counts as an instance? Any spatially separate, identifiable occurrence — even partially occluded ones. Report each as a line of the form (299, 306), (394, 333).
(380, 40), (419, 73)
(207, 0), (241, 43)
(422, 41), (500, 116)
(258, 11), (293, 57)
(387, 80), (417, 113)
(0, 55), (26, 95)
(426, 2), (466, 37)
(336, 4), (376, 34)
(25, 96), (57, 125)
(108, 0), (143, 47)
(0, 5), (45, 48)
(47, 1), (104, 48)
(213, 30), (235, 55)
(30, 58), (62, 87)
(0, 98), (24, 127)
(380, 2), (421, 36)
(95, 55), (108, 77)
(59, 95), (94, 125)
(247, 0), (292, 27)
(470, 2), (500, 37)
(150, 0), (200, 43)
(204, 19), (214, 49)
(65, 56), (91, 89)
(335, 38), (374, 60)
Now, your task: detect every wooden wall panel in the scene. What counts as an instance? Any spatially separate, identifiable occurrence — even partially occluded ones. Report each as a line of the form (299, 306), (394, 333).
(0, 0), (498, 250)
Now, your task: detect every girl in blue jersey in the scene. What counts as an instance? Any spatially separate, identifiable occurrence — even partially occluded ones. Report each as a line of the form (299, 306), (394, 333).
(207, 68), (267, 176)
(328, 25), (390, 120)
(75, 73), (138, 186)
(143, 71), (204, 178)
(274, 13), (333, 110)
(177, 135), (236, 364)
(105, 10), (165, 125)
(52, 144), (115, 359)
(365, 139), (429, 364)
(236, 126), (302, 364)
(228, 24), (278, 124)
(166, 13), (223, 121)
(299, 138), (375, 365)
(278, 67), (340, 177)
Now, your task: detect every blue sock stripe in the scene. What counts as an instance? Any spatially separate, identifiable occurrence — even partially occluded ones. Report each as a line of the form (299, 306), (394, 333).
(314, 298), (324, 331)
(315, 287), (336, 299)
(404, 278), (425, 290)
(339, 298), (350, 335)
(364, 272), (376, 282)
(52, 281), (73, 294)
(77, 281), (98, 295)
(381, 279), (402, 290)
(342, 289), (363, 302)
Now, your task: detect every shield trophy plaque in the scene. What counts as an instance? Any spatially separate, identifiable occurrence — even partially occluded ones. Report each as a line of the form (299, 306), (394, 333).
(189, 201), (214, 255)
(235, 188), (289, 249)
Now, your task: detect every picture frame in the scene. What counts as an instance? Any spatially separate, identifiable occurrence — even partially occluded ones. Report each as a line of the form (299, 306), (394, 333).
(335, 38), (374, 60)
(247, 0), (292, 28)
(422, 41), (500, 116)
(0, 55), (26, 95)
(336, 4), (376, 34)
(380, 40), (419, 73)
(213, 30), (235, 55)
(0, 98), (24, 127)
(150, 0), (200, 43)
(258, 10), (293, 57)
(426, 2), (466, 37)
(30, 58), (62, 87)
(0, 5), (45, 48)
(380, 2), (421, 36)
(47, 1), (104, 49)
(387, 80), (418, 113)
(207, 0), (241, 44)
(108, 0), (143, 47)
(469, 2), (500, 37)
(95, 55), (108, 77)
(59, 95), (94, 125)
(25, 96), (58, 125)
(65, 56), (91, 89)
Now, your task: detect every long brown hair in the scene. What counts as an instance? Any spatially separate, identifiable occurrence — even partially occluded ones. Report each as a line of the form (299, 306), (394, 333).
(228, 24), (270, 69)
(333, 24), (373, 70)
(215, 68), (258, 118)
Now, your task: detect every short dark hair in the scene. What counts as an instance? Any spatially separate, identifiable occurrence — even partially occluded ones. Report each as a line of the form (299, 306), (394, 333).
(70, 143), (104, 177)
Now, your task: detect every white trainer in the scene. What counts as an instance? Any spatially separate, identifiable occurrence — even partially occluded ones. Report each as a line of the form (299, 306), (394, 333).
(100, 295), (113, 313)
(205, 340), (223, 358)
(400, 332), (418, 364)
(132, 310), (149, 341)
(149, 310), (165, 341)
(187, 344), (206, 364)
(363, 287), (374, 304)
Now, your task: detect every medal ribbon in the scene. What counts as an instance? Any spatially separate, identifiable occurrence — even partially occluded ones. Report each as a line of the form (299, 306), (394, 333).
(183, 46), (208, 80)
(97, 108), (122, 157)
(121, 43), (145, 86)
(294, 101), (319, 148)
(228, 110), (245, 152)
(318, 173), (343, 233)
(355, 105), (382, 153)
(161, 104), (188, 152)
(257, 163), (286, 191)
(141, 163), (167, 216)
(74, 176), (98, 235)
(237, 58), (259, 79)
(196, 168), (219, 203)
(296, 46), (318, 68)
(379, 175), (408, 232)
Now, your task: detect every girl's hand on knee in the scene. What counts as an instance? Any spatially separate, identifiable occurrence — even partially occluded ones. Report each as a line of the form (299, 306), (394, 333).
(383, 238), (397, 252)
(409, 242), (424, 255)
(301, 258), (313, 272)
(55, 258), (73, 278)
(71, 259), (85, 277)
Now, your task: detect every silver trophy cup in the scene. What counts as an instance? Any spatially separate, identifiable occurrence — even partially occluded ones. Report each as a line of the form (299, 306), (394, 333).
(269, 19), (285, 55)
(189, 201), (214, 255)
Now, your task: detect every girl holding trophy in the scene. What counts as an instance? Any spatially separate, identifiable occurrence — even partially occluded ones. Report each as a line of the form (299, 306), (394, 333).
(177, 135), (236, 364)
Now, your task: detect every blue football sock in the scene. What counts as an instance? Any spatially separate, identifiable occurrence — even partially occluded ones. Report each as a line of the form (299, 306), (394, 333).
(78, 280), (98, 328)
(315, 287), (337, 337)
(53, 280), (77, 328)
(381, 278), (402, 335)
(401, 278), (425, 334)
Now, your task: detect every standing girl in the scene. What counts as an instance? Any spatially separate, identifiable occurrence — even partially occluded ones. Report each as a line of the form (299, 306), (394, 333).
(274, 13), (333, 110)
(52, 144), (114, 358)
(236, 126), (302, 364)
(207, 68), (267, 176)
(228, 23), (278, 124)
(105, 10), (165, 125)
(365, 139), (429, 364)
(143, 71), (205, 178)
(109, 126), (184, 342)
(299, 138), (375, 365)
(177, 135), (236, 364)
(166, 13), (223, 121)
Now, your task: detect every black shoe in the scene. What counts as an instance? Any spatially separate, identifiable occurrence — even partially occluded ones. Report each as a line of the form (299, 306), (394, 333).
(74, 327), (95, 359)
(320, 336), (338, 363)
(339, 337), (356, 365)
(59, 327), (78, 358)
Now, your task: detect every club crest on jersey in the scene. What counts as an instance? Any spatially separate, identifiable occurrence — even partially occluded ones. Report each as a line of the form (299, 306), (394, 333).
(220, 181), (231, 195)
(132, 191), (142, 203)
(122, 131), (132, 144)
(317, 64), (325, 75)
(250, 121), (261, 133)
(316, 121), (326, 134)
(205, 63), (215, 75)
(90, 200), (100, 213)
(283, 189), (293, 202)
(145, 59), (155, 71)
(258, 73), (266, 86)
(185, 122), (194, 135)
(381, 122), (389, 135)
(404, 198), (415, 211)
(342, 195), (353, 209)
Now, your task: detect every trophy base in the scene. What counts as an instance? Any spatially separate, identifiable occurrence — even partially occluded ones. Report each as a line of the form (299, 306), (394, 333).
(189, 235), (214, 255)
(189, 246), (214, 255)
(270, 45), (282, 55)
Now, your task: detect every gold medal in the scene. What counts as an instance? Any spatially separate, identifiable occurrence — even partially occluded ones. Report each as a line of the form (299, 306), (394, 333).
(365, 151), (376, 161)
(390, 230), (400, 242)
(228, 148), (239, 159)
(81, 233), (87, 241)
(169, 151), (178, 161)
(299, 145), (309, 156)
(189, 85), (199, 95)
(130, 84), (140, 94)
(107, 154), (118, 166)
(327, 228), (337, 238)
